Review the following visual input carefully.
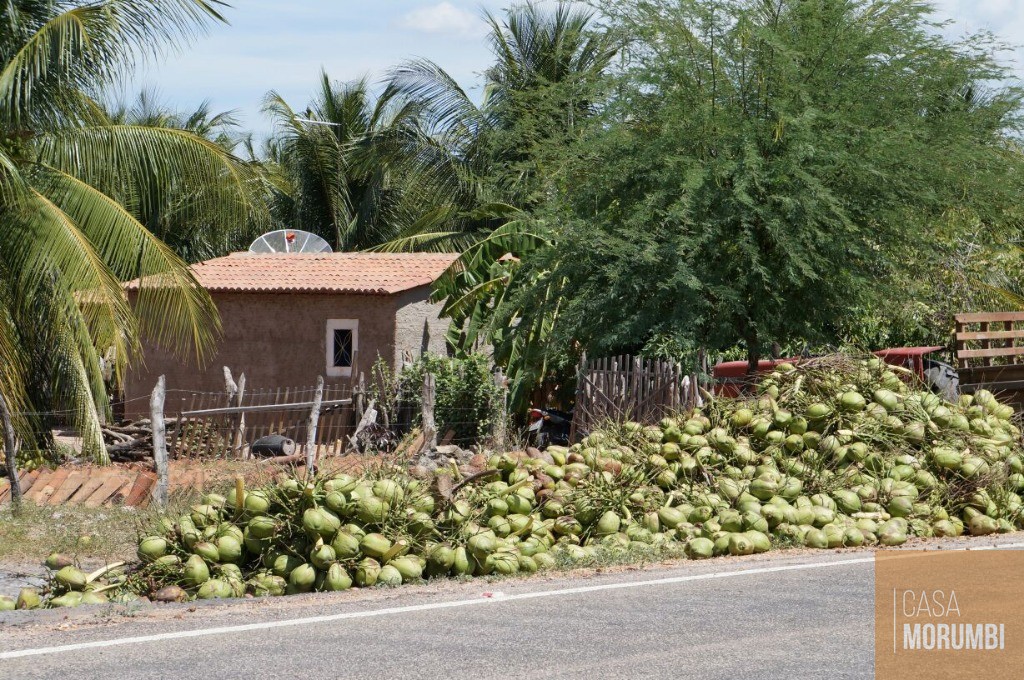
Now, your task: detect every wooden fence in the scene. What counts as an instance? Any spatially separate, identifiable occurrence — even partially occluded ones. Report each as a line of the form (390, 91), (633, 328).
(161, 370), (362, 461)
(571, 354), (701, 440)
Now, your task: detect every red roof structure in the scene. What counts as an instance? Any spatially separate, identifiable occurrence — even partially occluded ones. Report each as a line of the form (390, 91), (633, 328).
(128, 252), (459, 295)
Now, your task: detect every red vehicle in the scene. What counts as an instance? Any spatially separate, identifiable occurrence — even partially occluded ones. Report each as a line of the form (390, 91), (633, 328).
(713, 346), (949, 398)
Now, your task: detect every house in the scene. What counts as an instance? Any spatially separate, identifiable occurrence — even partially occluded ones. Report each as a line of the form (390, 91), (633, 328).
(122, 252), (458, 418)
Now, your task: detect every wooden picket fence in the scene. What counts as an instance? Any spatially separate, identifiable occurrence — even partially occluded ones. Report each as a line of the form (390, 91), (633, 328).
(571, 354), (701, 440)
(165, 383), (358, 460)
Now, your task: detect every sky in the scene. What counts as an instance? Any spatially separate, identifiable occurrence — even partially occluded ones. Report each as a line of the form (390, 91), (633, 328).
(126, 0), (1024, 139)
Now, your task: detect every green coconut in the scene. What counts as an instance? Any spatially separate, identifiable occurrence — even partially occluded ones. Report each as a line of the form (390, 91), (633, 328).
(50, 592), (83, 608)
(55, 566), (87, 591)
(310, 543), (337, 570)
(44, 552), (74, 570)
(0, 596), (15, 611)
(184, 554), (211, 587)
(243, 490), (271, 515)
(136, 536), (168, 563)
(270, 554), (303, 579)
(302, 508), (341, 539)
(468, 532), (498, 557)
(452, 546), (472, 576)
(805, 528), (829, 549)
(323, 491), (349, 515)
(331, 531), (361, 560)
(355, 558), (382, 587)
(194, 541), (220, 564)
(16, 587), (41, 610)
(372, 479), (405, 505)
(878, 520), (909, 546)
(840, 392), (866, 412)
(360, 533), (392, 559)
(685, 537), (714, 559)
(531, 551), (554, 570)
(968, 514), (999, 536)
(288, 564), (317, 593)
(323, 563), (353, 591)
(390, 556), (423, 581)
(251, 574), (287, 597)
(355, 496), (390, 525)
(197, 579), (234, 599)
(217, 536), (243, 564)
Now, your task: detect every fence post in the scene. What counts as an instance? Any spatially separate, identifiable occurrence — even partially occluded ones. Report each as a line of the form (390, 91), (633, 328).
(355, 372), (366, 424)
(233, 373), (247, 458)
(421, 371), (437, 452)
(569, 352), (587, 443)
(0, 390), (22, 513)
(305, 376), (324, 474)
(151, 375), (168, 509)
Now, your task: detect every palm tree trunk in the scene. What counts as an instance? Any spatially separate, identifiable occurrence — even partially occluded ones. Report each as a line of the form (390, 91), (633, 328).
(0, 391), (22, 513)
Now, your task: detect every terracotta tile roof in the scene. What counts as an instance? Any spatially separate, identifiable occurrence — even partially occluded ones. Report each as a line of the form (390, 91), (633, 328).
(128, 252), (459, 295)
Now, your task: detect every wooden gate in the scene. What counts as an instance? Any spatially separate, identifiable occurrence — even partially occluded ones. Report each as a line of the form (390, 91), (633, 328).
(571, 354), (701, 439)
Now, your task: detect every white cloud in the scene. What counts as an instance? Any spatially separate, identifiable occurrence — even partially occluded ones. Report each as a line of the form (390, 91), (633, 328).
(397, 2), (485, 38)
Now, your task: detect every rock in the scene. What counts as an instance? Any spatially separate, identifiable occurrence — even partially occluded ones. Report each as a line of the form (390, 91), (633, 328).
(434, 445), (463, 457)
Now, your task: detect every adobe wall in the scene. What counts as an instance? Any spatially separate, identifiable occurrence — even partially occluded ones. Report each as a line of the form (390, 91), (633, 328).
(393, 286), (451, 366)
(123, 291), (398, 419)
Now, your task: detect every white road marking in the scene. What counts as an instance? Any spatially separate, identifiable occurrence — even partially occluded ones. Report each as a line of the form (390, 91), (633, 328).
(3, 542), (1024, 661)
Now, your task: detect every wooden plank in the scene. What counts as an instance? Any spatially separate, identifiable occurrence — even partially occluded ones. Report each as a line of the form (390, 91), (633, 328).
(0, 478), (10, 504)
(957, 346), (1024, 360)
(955, 312), (1024, 323)
(980, 321), (992, 367)
(956, 330), (1024, 342)
(960, 380), (1024, 392)
(84, 475), (130, 508)
(23, 470), (54, 502)
(17, 468), (43, 495)
(33, 467), (71, 504)
(122, 472), (151, 506)
(47, 471), (89, 505)
(957, 364), (1024, 381)
(68, 474), (107, 503)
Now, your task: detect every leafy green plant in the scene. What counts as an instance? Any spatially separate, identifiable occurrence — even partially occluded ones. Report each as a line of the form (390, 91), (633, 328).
(369, 354), (505, 446)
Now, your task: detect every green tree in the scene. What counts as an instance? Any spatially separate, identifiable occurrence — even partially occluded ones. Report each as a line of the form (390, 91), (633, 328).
(533, 0), (1024, 372)
(385, 0), (618, 250)
(0, 0), (263, 463)
(103, 89), (265, 262)
(263, 72), (457, 251)
(390, 1), (617, 408)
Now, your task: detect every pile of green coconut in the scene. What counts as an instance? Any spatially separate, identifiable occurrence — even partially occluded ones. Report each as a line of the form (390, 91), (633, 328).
(5, 354), (1023, 609)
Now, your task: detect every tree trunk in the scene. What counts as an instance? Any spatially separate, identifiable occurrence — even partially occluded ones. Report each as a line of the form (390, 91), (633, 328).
(746, 327), (760, 376)
(0, 390), (22, 512)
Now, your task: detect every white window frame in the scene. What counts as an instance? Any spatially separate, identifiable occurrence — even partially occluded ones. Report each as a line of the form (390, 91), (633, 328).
(326, 319), (358, 377)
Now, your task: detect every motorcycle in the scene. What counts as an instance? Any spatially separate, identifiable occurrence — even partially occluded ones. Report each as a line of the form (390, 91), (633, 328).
(525, 408), (573, 449)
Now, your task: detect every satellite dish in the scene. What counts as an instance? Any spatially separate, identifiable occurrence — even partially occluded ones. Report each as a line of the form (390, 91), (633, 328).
(248, 229), (332, 254)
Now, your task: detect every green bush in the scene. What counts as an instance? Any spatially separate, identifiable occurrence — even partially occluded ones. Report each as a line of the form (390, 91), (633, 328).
(371, 353), (505, 446)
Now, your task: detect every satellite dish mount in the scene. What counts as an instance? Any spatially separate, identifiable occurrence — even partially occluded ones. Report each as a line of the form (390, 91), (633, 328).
(249, 229), (332, 254)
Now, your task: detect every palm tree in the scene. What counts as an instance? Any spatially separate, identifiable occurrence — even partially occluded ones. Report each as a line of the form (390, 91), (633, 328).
(387, 1), (617, 224)
(385, 1), (617, 407)
(102, 89), (266, 262)
(263, 72), (458, 251)
(0, 0), (265, 464)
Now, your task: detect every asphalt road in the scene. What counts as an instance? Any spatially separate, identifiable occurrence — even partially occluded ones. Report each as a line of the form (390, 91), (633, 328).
(2, 537), (1021, 680)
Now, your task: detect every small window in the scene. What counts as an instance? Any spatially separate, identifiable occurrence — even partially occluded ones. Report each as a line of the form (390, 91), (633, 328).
(325, 319), (358, 377)
(333, 329), (353, 368)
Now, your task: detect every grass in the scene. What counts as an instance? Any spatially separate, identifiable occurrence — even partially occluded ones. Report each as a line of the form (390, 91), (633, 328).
(0, 490), (201, 565)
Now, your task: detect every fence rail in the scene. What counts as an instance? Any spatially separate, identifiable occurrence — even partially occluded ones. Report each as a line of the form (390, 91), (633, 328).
(571, 354), (701, 440)
(161, 374), (360, 462)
